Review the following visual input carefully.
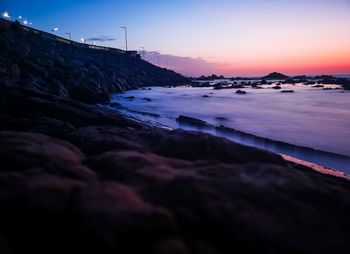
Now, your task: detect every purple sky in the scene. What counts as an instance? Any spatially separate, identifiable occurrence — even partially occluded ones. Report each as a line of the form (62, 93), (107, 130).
(2, 0), (350, 76)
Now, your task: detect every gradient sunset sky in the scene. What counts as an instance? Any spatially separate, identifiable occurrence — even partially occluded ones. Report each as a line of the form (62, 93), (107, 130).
(2, 0), (350, 77)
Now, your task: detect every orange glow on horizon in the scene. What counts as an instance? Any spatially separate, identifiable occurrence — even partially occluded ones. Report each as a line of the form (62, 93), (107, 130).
(211, 50), (350, 76)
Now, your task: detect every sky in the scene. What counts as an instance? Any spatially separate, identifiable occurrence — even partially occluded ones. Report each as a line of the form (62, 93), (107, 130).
(1, 0), (350, 77)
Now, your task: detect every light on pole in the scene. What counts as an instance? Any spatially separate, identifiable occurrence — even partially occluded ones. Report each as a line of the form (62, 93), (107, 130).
(120, 26), (128, 51)
(80, 38), (86, 44)
(156, 53), (160, 66)
(2, 11), (10, 19)
(64, 32), (71, 40)
(52, 27), (58, 33)
(140, 47), (145, 60)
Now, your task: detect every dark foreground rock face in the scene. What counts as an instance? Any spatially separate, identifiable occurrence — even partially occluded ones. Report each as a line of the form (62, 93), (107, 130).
(0, 19), (188, 104)
(0, 84), (350, 254)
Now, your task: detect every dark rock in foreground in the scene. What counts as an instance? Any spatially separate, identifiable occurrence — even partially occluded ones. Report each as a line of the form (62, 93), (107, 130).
(0, 84), (350, 254)
(280, 90), (294, 93)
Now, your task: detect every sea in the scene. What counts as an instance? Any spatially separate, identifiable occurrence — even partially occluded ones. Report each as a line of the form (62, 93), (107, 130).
(109, 81), (350, 174)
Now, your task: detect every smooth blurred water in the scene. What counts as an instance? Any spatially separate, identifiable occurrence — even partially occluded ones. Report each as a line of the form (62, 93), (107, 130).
(110, 84), (350, 173)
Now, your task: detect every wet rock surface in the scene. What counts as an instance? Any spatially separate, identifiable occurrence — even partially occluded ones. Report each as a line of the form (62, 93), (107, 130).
(0, 84), (350, 254)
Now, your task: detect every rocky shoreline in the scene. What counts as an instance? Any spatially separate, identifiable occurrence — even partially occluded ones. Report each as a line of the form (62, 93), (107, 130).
(0, 19), (188, 104)
(1, 19), (350, 254)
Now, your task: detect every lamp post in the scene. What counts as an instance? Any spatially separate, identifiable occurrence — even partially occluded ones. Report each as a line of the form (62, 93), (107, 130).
(64, 32), (71, 40)
(140, 47), (145, 60)
(80, 38), (86, 44)
(120, 26), (128, 51)
(157, 53), (160, 66)
(52, 27), (58, 33)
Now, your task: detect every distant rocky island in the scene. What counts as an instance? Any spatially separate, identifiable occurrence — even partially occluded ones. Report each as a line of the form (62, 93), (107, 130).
(262, 72), (290, 80)
(1, 18), (350, 254)
(192, 71), (350, 90)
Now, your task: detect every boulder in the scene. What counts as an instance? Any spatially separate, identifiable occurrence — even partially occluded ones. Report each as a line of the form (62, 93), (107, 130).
(176, 115), (210, 128)
(235, 90), (247, 94)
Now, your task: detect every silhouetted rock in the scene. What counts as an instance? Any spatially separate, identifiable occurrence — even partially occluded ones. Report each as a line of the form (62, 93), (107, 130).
(215, 116), (227, 121)
(235, 90), (247, 94)
(0, 19), (189, 104)
(260, 79), (268, 85)
(262, 72), (290, 80)
(280, 90), (294, 93)
(125, 96), (136, 100)
(176, 115), (210, 128)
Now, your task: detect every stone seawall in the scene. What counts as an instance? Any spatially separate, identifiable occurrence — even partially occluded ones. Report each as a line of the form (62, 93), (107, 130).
(0, 18), (189, 103)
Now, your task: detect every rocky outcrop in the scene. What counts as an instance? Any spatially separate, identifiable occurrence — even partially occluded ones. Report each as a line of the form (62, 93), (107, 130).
(0, 84), (350, 253)
(262, 72), (290, 80)
(0, 20), (188, 104)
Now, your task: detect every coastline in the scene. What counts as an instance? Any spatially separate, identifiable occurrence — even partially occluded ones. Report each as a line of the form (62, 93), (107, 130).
(110, 107), (350, 179)
(1, 19), (350, 253)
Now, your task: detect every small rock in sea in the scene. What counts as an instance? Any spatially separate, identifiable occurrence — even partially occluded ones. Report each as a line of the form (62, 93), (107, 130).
(110, 102), (122, 108)
(142, 98), (152, 102)
(236, 90), (247, 95)
(125, 96), (135, 100)
(272, 86), (282, 90)
(312, 84), (324, 88)
(176, 115), (210, 127)
(280, 90), (294, 93)
(323, 88), (333, 90)
(215, 117), (227, 121)
(202, 95), (210, 98)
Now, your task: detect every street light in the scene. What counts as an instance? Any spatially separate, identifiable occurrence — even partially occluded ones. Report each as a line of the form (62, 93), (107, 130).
(80, 38), (86, 44)
(120, 26), (128, 51)
(52, 27), (58, 33)
(23, 20), (28, 25)
(2, 11), (10, 19)
(140, 47), (145, 60)
(64, 32), (71, 40)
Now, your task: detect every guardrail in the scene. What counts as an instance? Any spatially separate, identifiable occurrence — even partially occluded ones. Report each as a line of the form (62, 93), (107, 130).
(0, 18), (140, 58)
